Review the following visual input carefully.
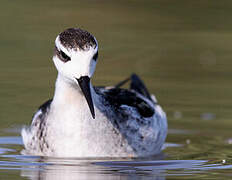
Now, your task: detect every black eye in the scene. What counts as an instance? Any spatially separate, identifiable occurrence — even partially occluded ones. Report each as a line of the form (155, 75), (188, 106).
(93, 51), (98, 61)
(60, 50), (71, 62)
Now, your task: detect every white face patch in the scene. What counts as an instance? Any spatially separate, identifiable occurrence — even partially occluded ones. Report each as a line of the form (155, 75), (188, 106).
(53, 35), (98, 81)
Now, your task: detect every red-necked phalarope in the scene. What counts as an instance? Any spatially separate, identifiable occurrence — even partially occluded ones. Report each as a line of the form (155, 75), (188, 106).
(21, 28), (167, 157)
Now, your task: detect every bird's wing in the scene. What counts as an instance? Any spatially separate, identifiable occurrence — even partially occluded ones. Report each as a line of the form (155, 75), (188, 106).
(94, 87), (155, 118)
(95, 74), (156, 118)
(31, 99), (53, 124)
(114, 73), (153, 102)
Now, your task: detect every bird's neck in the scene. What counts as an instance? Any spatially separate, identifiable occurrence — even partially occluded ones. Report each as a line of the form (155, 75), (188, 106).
(49, 74), (98, 140)
(52, 74), (95, 107)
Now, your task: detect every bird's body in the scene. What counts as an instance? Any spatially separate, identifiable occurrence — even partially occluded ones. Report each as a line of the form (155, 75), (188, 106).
(21, 28), (167, 157)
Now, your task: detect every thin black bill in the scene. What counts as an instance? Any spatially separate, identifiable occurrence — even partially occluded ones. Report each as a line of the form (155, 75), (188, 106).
(76, 76), (95, 119)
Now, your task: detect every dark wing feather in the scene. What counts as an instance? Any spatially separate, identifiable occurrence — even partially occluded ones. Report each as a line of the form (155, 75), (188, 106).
(95, 87), (154, 118)
(38, 99), (53, 114)
(130, 74), (152, 101)
(31, 99), (52, 123)
(114, 73), (153, 102)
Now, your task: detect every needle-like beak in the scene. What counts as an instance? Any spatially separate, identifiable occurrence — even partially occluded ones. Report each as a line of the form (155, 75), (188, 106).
(76, 76), (95, 119)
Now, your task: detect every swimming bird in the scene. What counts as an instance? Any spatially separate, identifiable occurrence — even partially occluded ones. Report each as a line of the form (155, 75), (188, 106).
(21, 28), (167, 158)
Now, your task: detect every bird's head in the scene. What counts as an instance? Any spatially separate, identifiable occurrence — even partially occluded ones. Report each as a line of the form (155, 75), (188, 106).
(53, 28), (99, 119)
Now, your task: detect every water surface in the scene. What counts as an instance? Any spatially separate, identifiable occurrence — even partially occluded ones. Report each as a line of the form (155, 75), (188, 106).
(1, 127), (232, 179)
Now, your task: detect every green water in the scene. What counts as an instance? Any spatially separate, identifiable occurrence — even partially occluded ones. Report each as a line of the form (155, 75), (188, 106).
(0, 0), (232, 179)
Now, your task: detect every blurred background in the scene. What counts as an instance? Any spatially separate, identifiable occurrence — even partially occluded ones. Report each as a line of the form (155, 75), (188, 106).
(0, 0), (232, 161)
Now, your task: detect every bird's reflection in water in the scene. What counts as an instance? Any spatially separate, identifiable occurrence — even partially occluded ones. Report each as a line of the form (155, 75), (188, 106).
(20, 155), (167, 180)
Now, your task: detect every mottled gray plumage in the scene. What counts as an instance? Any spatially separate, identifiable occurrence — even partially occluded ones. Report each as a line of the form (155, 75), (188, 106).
(25, 74), (163, 155)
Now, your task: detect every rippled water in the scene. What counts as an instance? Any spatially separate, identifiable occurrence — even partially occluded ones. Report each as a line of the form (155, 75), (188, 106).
(1, 0), (232, 179)
(1, 127), (232, 180)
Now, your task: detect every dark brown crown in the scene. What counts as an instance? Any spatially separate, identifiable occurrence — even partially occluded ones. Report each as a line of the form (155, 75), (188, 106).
(59, 28), (97, 50)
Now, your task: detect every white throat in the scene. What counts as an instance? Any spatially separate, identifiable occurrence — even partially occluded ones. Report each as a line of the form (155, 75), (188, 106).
(52, 73), (96, 112)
